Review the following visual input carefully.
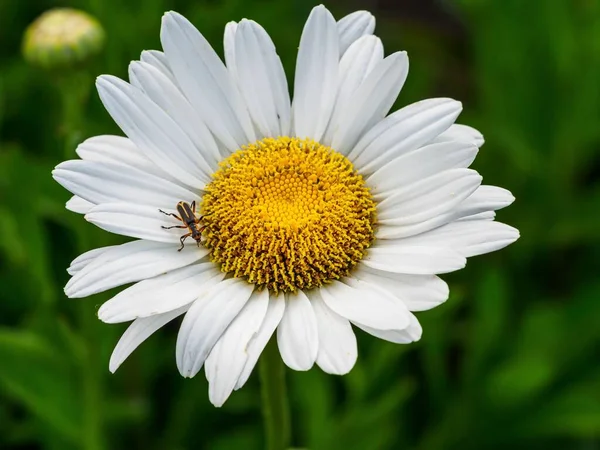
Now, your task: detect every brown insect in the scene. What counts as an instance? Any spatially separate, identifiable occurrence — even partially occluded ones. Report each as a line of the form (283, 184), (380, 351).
(159, 201), (206, 251)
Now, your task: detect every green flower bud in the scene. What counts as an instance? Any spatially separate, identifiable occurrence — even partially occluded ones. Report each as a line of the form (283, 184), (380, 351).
(22, 8), (105, 70)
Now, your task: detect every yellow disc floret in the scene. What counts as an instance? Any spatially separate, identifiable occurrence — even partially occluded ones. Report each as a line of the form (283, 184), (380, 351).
(201, 137), (376, 293)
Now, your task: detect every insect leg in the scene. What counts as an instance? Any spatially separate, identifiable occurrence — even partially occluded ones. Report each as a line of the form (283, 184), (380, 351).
(190, 200), (196, 212)
(161, 225), (187, 230)
(178, 233), (190, 252)
(158, 209), (182, 221)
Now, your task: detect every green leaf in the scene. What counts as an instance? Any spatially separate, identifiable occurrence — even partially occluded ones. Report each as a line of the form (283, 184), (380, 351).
(0, 329), (82, 444)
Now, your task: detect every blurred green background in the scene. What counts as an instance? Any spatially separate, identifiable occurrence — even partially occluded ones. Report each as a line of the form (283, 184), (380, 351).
(1, 0), (600, 449)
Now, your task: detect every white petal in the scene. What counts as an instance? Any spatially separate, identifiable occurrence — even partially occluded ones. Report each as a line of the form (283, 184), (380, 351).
(362, 245), (466, 275)
(85, 202), (198, 243)
(320, 279), (410, 331)
(176, 278), (254, 377)
(96, 75), (210, 188)
(431, 124), (484, 147)
(53, 160), (199, 210)
(140, 50), (176, 84)
(98, 263), (225, 323)
(356, 312), (422, 344)
(205, 289), (269, 407)
(457, 211), (496, 221)
(352, 263), (449, 311)
(322, 35), (383, 147)
(235, 20), (291, 138)
(235, 293), (285, 390)
(337, 11), (375, 55)
(307, 290), (357, 375)
(277, 290), (318, 371)
(367, 141), (478, 197)
(74, 135), (174, 182)
(292, 5), (339, 141)
(223, 22), (238, 79)
(376, 184), (515, 239)
(349, 98), (462, 175)
(128, 61), (221, 170)
(67, 245), (117, 275)
(396, 220), (520, 258)
(66, 196), (94, 214)
(455, 185), (515, 215)
(377, 168), (482, 225)
(109, 306), (188, 373)
(332, 51), (409, 154)
(65, 240), (205, 298)
(161, 12), (256, 151)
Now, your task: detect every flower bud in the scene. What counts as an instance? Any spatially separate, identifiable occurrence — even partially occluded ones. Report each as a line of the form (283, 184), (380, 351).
(22, 8), (105, 70)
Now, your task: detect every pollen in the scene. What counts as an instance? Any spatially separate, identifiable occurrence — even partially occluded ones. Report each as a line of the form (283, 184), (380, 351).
(200, 137), (376, 294)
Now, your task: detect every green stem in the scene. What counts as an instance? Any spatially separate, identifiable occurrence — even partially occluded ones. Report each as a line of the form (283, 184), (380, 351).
(56, 72), (91, 158)
(78, 303), (104, 450)
(56, 70), (103, 450)
(259, 337), (291, 450)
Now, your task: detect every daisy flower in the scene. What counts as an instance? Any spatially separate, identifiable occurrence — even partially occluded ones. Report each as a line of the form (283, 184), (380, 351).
(53, 5), (519, 407)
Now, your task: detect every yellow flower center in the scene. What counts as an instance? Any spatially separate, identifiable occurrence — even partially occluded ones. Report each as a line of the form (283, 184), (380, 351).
(201, 137), (376, 293)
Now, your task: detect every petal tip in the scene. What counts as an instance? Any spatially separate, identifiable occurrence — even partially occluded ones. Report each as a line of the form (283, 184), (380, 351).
(63, 280), (79, 298)
(95, 74), (113, 88)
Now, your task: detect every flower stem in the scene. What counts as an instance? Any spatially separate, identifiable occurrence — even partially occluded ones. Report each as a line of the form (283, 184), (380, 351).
(259, 337), (291, 450)
(56, 72), (91, 159)
(56, 70), (103, 450)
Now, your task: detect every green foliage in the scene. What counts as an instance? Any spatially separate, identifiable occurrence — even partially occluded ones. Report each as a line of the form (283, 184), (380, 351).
(1, 0), (599, 449)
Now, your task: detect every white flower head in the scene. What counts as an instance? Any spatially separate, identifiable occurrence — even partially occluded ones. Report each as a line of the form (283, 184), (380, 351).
(53, 5), (518, 407)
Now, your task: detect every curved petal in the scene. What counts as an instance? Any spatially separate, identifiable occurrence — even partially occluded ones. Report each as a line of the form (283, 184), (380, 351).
(431, 124), (484, 147)
(277, 290), (318, 371)
(85, 202), (202, 243)
(362, 245), (466, 275)
(337, 11), (375, 55)
(205, 289), (269, 407)
(96, 75), (209, 188)
(109, 306), (188, 373)
(308, 290), (357, 375)
(67, 245), (117, 275)
(74, 135), (177, 182)
(235, 293), (285, 390)
(53, 159), (200, 210)
(320, 279), (410, 330)
(223, 22), (238, 79)
(392, 220), (520, 258)
(235, 20), (291, 138)
(331, 51), (409, 154)
(65, 240), (205, 298)
(367, 141), (478, 197)
(66, 195), (94, 214)
(129, 61), (221, 170)
(457, 211), (495, 222)
(349, 98), (462, 175)
(376, 184), (515, 239)
(377, 169), (482, 225)
(140, 50), (176, 84)
(351, 263), (449, 311)
(322, 35), (383, 146)
(98, 263), (225, 323)
(161, 12), (256, 151)
(455, 185), (515, 214)
(176, 278), (254, 377)
(355, 312), (422, 343)
(292, 5), (339, 141)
